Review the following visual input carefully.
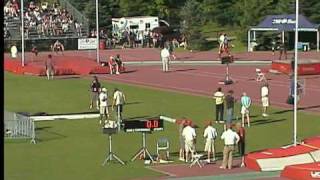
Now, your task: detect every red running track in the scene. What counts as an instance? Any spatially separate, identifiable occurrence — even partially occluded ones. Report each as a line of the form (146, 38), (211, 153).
(4, 49), (320, 62)
(99, 65), (320, 114)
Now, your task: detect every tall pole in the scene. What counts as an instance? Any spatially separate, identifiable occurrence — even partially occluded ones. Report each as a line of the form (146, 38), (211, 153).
(293, 0), (299, 146)
(21, 0), (25, 66)
(95, 0), (100, 63)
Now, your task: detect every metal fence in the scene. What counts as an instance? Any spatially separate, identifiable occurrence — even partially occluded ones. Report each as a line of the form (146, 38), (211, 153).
(4, 111), (36, 144)
(58, 0), (89, 35)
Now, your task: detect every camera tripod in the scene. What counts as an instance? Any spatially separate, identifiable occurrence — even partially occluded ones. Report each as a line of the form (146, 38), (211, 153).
(102, 133), (125, 166)
(131, 132), (154, 162)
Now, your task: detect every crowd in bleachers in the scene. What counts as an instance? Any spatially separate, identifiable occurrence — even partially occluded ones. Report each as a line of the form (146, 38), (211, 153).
(4, 0), (83, 38)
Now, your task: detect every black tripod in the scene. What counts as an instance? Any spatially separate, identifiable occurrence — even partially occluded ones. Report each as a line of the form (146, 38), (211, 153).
(102, 132), (125, 166)
(131, 132), (154, 162)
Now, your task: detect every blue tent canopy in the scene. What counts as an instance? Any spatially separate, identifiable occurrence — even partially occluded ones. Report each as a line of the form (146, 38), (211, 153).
(248, 14), (319, 52)
(253, 14), (318, 31)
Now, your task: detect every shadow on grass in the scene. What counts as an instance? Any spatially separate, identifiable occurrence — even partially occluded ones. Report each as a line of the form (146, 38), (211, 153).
(251, 118), (286, 126)
(273, 105), (320, 114)
(36, 127), (67, 142)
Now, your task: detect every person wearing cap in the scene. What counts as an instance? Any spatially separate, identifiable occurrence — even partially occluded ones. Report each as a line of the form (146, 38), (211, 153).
(225, 90), (235, 129)
(213, 87), (225, 123)
(182, 120), (196, 163)
(112, 88), (126, 123)
(240, 92), (251, 127)
(99, 87), (109, 125)
(261, 82), (269, 117)
(220, 124), (240, 169)
(203, 121), (218, 163)
(89, 76), (101, 109)
(45, 54), (54, 80)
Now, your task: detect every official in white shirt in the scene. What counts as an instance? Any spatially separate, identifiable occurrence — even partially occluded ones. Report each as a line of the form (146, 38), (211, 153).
(261, 82), (269, 117)
(182, 122), (196, 162)
(160, 46), (171, 72)
(203, 121), (218, 163)
(220, 124), (240, 169)
(112, 88), (126, 122)
(99, 88), (109, 125)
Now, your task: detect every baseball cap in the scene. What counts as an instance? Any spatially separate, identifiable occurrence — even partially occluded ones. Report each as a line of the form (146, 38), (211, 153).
(102, 88), (107, 92)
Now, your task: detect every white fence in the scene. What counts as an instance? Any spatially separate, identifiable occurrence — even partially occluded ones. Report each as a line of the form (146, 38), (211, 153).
(4, 111), (36, 144)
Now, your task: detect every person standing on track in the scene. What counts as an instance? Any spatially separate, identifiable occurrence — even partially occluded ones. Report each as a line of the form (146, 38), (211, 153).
(45, 54), (55, 80)
(240, 92), (251, 127)
(203, 121), (218, 163)
(160, 46), (171, 72)
(220, 124), (240, 170)
(89, 76), (101, 110)
(213, 87), (225, 123)
(261, 82), (270, 117)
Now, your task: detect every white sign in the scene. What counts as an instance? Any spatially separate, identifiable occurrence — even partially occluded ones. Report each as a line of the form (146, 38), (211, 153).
(311, 171), (320, 178)
(78, 38), (97, 50)
(272, 18), (296, 25)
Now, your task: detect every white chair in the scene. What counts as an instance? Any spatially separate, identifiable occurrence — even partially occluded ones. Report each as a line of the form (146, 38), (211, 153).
(256, 68), (266, 82)
(156, 138), (170, 159)
(189, 153), (204, 168)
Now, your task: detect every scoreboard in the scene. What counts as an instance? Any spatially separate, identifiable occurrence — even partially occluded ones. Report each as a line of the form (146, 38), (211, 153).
(123, 117), (164, 132)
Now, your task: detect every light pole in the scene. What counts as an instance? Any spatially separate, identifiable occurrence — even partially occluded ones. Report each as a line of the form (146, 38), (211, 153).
(293, 0), (299, 146)
(96, 0), (100, 63)
(21, 0), (25, 66)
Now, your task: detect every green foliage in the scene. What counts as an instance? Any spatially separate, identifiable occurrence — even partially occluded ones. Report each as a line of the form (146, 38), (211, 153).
(4, 72), (320, 180)
(65, 0), (320, 49)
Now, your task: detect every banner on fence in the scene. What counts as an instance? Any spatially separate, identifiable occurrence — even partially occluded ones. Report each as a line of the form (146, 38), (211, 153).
(78, 38), (97, 50)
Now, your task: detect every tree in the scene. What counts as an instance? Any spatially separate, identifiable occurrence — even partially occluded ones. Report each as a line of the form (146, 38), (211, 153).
(180, 0), (207, 50)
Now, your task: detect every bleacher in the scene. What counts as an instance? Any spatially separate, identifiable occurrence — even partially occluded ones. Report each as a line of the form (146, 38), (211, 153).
(4, 0), (89, 40)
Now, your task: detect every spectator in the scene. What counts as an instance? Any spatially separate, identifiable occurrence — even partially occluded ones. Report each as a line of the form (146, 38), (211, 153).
(213, 87), (225, 123)
(240, 92), (251, 127)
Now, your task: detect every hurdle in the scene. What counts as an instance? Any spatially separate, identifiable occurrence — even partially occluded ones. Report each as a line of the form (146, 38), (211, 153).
(4, 111), (36, 144)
